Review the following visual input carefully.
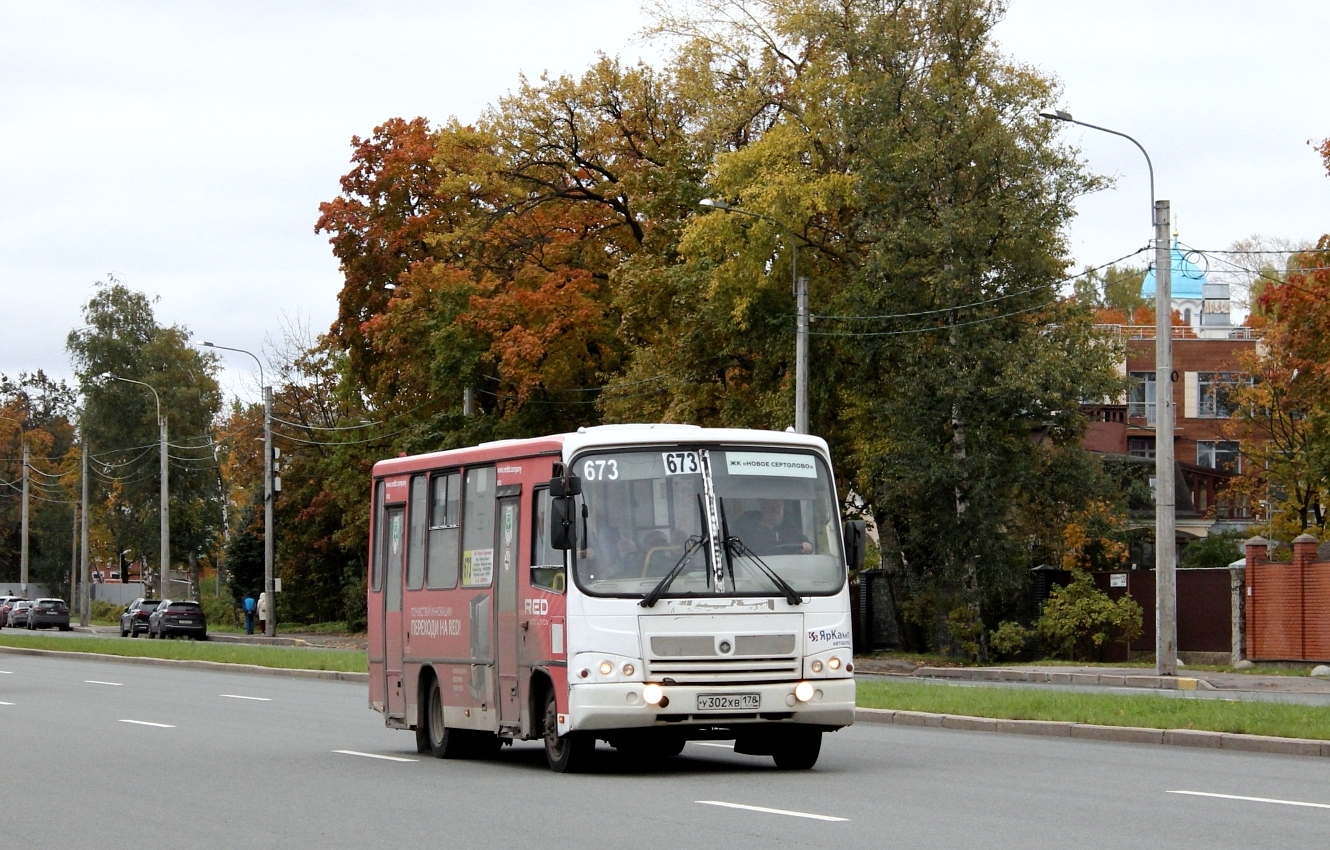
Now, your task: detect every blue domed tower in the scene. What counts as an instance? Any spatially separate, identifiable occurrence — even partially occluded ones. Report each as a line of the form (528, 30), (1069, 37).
(1141, 238), (1232, 337)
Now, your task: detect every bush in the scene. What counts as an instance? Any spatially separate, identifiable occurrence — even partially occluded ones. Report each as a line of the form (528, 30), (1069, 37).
(90, 601), (122, 624)
(343, 568), (367, 634)
(1036, 570), (1143, 661)
(989, 621), (1029, 660)
(1180, 530), (1245, 569)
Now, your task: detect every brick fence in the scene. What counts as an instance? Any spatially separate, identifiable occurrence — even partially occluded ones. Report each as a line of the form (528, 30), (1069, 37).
(1245, 534), (1330, 662)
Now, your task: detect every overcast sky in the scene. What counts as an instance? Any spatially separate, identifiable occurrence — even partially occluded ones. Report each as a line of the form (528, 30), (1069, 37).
(2, 1), (1328, 399)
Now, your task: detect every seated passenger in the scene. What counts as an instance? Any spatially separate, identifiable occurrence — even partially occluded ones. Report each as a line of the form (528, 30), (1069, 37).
(732, 499), (812, 555)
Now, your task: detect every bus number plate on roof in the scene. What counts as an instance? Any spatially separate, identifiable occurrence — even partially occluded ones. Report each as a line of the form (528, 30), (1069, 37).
(662, 451), (700, 475)
(697, 693), (759, 711)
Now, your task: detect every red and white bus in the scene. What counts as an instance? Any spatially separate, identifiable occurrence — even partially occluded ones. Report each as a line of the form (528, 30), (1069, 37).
(367, 424), (863, 772)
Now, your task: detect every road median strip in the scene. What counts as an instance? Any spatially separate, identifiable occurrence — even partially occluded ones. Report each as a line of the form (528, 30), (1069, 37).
(855, 707), (1330, 757)
(0, 644), (368, 682)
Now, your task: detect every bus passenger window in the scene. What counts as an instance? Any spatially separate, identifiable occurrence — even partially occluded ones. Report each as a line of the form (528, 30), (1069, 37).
(531, 488), (566, 592)
(371, 480), (385, 592)
(461, 467), (495, 587)
(427, 472), (460, 589)
(406, 475), (427, 590)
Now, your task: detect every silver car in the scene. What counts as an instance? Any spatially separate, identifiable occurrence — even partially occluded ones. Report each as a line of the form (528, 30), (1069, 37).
(7, 600), (33, 628)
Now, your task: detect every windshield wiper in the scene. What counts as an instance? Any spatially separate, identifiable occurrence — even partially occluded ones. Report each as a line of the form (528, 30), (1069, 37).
(640, 535), (706, 608)
(725, 537), (802, 606)
(717, 498), (737, 589)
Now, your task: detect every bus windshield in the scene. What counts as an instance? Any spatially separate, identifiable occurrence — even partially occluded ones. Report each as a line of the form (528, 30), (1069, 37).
(571, 446), (844, 599)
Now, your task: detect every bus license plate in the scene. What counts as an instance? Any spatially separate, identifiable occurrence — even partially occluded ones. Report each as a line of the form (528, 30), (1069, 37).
(696, 693), (759, 711)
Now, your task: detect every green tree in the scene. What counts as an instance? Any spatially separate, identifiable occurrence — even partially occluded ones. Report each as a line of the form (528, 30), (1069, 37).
(66, 280), (224, 593)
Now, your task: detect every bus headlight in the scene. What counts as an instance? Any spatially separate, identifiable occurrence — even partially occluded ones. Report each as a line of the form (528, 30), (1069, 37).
(598, 661), (614, 676)
(642, 683), (664, 705)
(794, 681), (815, 702)
(810, 660), (824, 673)
(622, 663), (635, 677)
(828, 656), (841, 670)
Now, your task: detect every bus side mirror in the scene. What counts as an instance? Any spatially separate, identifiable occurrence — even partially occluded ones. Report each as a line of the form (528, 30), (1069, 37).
(550, 496), (577, 550)
(550, 474), (581, 498)
(843, 520), (866, 571)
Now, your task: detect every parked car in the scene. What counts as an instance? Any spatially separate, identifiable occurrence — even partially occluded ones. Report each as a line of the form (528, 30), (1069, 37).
(0, 596), (25, 628)
(7, 600), (33, 629)
(27, 598), (71, 631)
(119, 598), (161, 637)
(148, 599), (207, 640)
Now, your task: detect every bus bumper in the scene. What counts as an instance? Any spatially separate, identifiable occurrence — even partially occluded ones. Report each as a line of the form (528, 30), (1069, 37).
(563, 678), (856, 734)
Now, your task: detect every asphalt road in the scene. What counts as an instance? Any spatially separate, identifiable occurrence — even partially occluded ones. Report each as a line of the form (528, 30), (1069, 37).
(2, 653), (1327, 850)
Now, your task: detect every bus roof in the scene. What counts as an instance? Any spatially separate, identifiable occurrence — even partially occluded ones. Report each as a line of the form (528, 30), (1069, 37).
(371, 424), (829, 478)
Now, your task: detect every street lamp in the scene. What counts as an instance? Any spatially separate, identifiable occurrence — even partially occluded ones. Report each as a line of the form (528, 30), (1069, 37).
(698, 198), (810, 434)
(200, 341), (276, 637)
(1038, 108), (1177, 677)
(102, 374), (171, 602)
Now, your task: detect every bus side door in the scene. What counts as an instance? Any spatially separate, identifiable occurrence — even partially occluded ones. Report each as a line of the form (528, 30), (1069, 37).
(495, 489), (521, 725)
(381, 501), (406, 719)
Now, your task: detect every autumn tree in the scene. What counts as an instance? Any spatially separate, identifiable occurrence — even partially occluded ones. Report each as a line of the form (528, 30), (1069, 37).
(1232, 237), (1330, 537)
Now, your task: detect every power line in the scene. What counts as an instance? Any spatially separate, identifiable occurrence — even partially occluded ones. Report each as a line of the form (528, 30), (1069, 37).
(811, 245), (1151, 322)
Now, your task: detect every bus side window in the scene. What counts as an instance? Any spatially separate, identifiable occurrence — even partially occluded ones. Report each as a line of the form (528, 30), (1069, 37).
(427, 472), (460, 589)
(371, 480), (385, 592)
(531, 488), (566, 592)
(460, 467), (495, 587)
(406, 475), (427, 590)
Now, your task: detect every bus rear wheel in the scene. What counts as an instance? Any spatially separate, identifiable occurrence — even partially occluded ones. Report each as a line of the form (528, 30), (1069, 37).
(543, 690), (591, 773)
(422, 677), (468, 759)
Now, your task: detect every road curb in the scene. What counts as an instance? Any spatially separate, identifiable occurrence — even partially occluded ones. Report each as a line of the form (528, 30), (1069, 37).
(0, 645), (369, 683)
(911, 666), (1217, 690)
(854, 707), (1330, 757)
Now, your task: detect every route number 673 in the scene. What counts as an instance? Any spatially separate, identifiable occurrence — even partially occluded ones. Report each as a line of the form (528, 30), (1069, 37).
(582, 459), (618, 481)
(662, 451), (700, 475)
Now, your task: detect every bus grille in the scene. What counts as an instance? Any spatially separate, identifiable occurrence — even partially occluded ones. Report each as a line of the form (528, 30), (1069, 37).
(645, 633), (800, 683)
(644, 657), (801, 683)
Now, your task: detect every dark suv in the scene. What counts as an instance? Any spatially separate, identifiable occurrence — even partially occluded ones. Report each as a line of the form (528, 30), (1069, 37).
(148, 599), (207, 640)
(119, 598), (161, 637)
(27, 598), (71, 631)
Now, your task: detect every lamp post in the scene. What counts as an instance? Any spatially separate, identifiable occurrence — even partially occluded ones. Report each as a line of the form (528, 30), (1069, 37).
(1038, 108), (1177, 677)
(698, 198), (810, 434)
(104, 375), (170, 601)
(200, 341), (275, 637)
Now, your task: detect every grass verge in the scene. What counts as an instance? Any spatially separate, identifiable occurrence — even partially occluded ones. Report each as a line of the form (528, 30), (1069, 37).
(857, 678), (1330, 741)
(0, 633), (366, 673)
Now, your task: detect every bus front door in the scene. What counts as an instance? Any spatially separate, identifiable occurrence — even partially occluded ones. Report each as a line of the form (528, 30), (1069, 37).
(495, 492), (520, 726)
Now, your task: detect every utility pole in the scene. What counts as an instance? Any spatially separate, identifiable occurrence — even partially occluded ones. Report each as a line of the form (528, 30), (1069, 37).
(80, 439), (90, 626)
(1154, 199), (1178, 676)
(159, 404), (170, 600)
(263, 384), (276, 636)
(20, 442), (29, 596)
(70, 497), (78, 612)
(795, 273), (809, 435)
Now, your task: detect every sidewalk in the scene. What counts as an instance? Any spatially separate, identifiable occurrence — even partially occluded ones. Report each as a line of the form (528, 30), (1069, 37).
(854, 657), (1330, 700)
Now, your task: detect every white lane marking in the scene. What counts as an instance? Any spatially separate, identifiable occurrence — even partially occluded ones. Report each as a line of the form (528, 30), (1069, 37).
(0, 670), (12, 674)
(220, 694), (272, 701)
(333, 750), (418, 763)
(694, 742), (735, 749)
(85, 680), (123, 686)
(0, 701), (14, 706)
(118, 719), (175, 728)
(1169, 790), (1330, 810)
(696, 801), (849, 822)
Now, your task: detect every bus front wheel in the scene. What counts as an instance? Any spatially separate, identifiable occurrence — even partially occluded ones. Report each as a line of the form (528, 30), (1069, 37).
(772, 728), (822, 770)
(543, 691), (591, 773)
